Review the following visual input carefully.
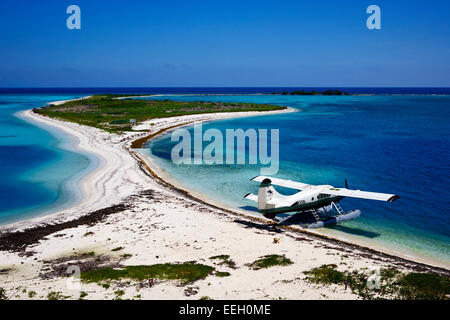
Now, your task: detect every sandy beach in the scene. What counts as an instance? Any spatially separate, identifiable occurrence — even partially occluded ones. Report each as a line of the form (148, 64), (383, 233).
(0, 98), (448, 300)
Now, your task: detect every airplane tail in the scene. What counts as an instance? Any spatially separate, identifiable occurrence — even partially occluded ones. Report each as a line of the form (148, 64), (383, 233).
(257, 178), (281, 212)
(244, 177), (284, 220)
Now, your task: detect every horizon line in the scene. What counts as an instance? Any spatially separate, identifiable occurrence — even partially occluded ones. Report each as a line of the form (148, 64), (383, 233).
(2, 86), (450, 89)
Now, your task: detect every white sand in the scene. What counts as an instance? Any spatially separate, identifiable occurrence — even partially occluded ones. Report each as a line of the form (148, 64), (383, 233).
(0, 100), (447, 300)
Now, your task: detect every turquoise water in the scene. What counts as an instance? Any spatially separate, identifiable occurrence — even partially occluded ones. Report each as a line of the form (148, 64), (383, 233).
(1, 91), (449, 266)
(0, 94), (96, 225)
(144, 94), (450, 265)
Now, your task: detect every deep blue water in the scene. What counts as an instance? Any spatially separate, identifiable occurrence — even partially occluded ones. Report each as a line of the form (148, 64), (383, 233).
(0, 94), (95, 224)
(0, 89), (449, 266)
(145, 94), (450, 265)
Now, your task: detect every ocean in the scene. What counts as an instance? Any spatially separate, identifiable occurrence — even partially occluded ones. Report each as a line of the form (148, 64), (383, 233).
(143, 93), (450, 266)
(0, 88), (449, 267)
(0, 93), (96, 225)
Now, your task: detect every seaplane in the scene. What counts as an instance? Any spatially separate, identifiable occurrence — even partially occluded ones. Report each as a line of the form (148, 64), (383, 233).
(244, 176), (399, 228)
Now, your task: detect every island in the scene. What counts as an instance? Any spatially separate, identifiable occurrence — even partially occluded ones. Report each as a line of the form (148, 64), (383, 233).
(34, 95), (286, 133)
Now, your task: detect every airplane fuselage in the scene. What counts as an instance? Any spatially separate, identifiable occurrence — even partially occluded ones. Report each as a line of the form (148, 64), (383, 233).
(246, 175), (399, 223)
(258, 185), (343, 215)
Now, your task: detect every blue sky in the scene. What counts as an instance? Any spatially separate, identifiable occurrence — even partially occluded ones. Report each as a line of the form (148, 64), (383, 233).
(1, 0), (449, 87)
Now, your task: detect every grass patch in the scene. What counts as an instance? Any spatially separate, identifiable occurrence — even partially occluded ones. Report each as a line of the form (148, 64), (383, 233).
(28, 290), (36, 298)
(101, 282), (110, 289)
(210, 255), (230, 260)
(47, 291), (70, 300)
(249, 254), (293, 270)
(209, 255), (237, 269)
(34, 95), (286, 133)
(81, 262), (215, 284)
(304, 264), (344, 285)
(114, 290), (125, 298)
(304, 264), (450, 300)
(215, 271), (231, 277)
(396, 272), (450, 300)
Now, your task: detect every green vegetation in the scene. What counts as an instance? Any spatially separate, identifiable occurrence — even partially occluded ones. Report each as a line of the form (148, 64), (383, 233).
(79, 291), (88, 299)
(47, 291), (70, 300)
(210, 254), (230, 260)
(101, 282), (110, 289)
(34, 95), (285, 133)
(81, 262), (215, 284)
(215, 271), (231, 277)
(111, 247), (124, 252)
(397, 272), (450, 300)
(249, 254), (293, 270)
(209, 255), (237, 269)
(304, 264), (344, 285)
(28, 290), (36, 298)
(114, 290), (125, 299)
(304, 264), (450, 300)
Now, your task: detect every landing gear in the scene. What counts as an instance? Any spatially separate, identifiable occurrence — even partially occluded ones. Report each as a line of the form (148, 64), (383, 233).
(311, 208), (320, 221)
(331, 201), (345, 215)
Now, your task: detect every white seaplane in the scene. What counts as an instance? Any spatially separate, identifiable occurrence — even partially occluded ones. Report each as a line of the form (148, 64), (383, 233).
(244, 176), (399, 228)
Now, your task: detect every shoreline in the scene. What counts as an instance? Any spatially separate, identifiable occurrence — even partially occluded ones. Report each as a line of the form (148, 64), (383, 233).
(123, 103), (450, 270)
(5, 98), (447, 270)
(134, 151), (450, 272)
(9, 108), (100, 224)
(0, 96), (449, 300)
(2, 100), (448, 270)
(0, 106), (150, 234)
(130, 121), (450, 271)
(0, 105), (294, 233)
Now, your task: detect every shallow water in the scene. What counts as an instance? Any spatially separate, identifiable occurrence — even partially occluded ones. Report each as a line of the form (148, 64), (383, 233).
(0, 94), (96, 225)
(145, 94), (450, 265)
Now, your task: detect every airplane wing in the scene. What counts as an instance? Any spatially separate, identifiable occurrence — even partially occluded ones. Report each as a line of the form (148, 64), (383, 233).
(323, 187), (399, 202)
(251, 176), (311, 191)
